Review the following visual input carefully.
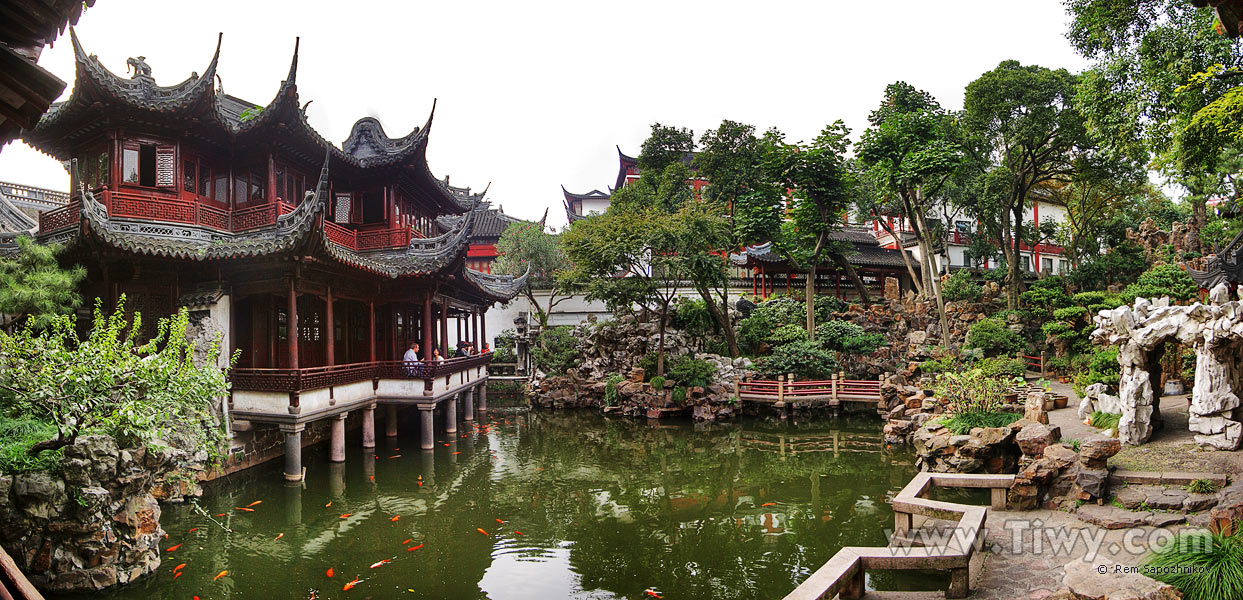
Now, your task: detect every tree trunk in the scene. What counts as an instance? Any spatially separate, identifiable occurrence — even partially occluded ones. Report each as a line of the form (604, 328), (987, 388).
(877, 217), (924, 297)
(525, 288), (548, 328)
(914, 213), (951, 345)
(829, 252), (872, 304)
(657, 306), (667, 377)
(1192, 195), (1208, 254)
(1008, 201), (1026, 310)
(806, 263), (817, 341)
(697, 286), (739, 357)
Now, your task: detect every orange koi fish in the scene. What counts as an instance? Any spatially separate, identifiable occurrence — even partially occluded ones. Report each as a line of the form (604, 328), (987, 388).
(451, 451), (462, 455)
(343, 578), (362, 591)
(213, 570), (228, 581)
(390, 515), (400, 522)
(214, 513), (226, 517)
(761, 502), (776, 507)
(339, 513), (352, 519)
(417, 481), (423, 487)
(326, 567), (334, 578)
(407, 544), (424, 551)
(645, 589), (663, 598)
(476, 528), (489, 537)
(443, 443), (450, 447)
(163, 534), (168, 539)
(173, 563), (186, 572)
(166, 544), (183, 552)
(369, 476), (375, 481)
(388, 455), (401, 459)
(368, 559), (391, 569)
(235, 507), (255, 512)
(247, 500), (263, 507)
(402, 539), (412, 545)
(393, 448), (400, 451)
(173, 571), (182, 580)
(274, 533), (284, 540)
(188, 528), (199, 533)
(514, 531), (525, 536)
(325, 501), (332, 507)
(495, 518), (506, 524)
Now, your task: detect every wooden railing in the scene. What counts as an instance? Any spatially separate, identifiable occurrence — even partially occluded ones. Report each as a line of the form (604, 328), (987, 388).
(783, 472), (1013, 600)
(37, 199), (80, 233)
(231, 354), (493, 394)
(1018, 351), (1045, 375)
(99, 190), (297, 233)
(736, 375), (881, 404)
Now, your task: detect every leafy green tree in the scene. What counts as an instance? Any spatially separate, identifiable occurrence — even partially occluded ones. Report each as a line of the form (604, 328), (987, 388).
(1066, 0), (1243, 239)
(0, 236), (86, 331)
(495, 221), (572, 328)
(857, 81), (965, 337)
(963, 60), (1090, 309)
(0, 298), (232, 457)
(1121, 263), (1199, 302)
(764, 122), (860, 339)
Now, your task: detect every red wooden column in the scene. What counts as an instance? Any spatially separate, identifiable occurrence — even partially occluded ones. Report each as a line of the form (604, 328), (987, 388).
(288, 279), (299, 370)
(439, 297), (449, 357)
(368, 300), (376, 362)
(325, 286), (335, 366)
(422, 293), (433, 360)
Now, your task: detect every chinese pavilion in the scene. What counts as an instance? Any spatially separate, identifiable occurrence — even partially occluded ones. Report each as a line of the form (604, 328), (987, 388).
(14, 30), (527, 480)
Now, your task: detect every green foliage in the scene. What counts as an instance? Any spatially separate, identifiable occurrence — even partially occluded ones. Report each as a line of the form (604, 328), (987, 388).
(1020, 278), (1072, 322)
(0, 298), (232, 463)
(1072, 291), (1109, 307)
(667, 355), (716, 388)
(1143, 529), (1243, 600)
(814, 295), (848, 321)
(0, 418), (62, 473)
(648, 376), (666, 391)
(933, 368), (1012, 423)
(753, 341), (838, 380)
(1065, 438), (1083, 452)
(603, 374), (624, 407)
(939, 411), (1023, 435)
(671, 387), (687, 406)
(1200, 216), (1243, 252)
(813, 320), (885, 355)
(637, 353), (658, 381)
(531, 326), (579, 376)
(1065, 243), (1149, 292)
(1046, 356), (1071, 375)
(1090, 411), (1122, 431)
(1053, 306), (1088, 322)
(1182, 347), (1197, 385)
(495, 221), (572, 327)
(1121, 263), (1199, 303)
(920, 355), (961, 375)
(671, 298), (716, 338)
(0, 236), (86, 330)
(1074, 347), (1121, 397)
(695, 120), (783, 247)
(941, 271), (983, 302)
(768, 324), (809, 346)
(1186, 479), (1220, 494)
(238, 106), (263, 122)
(965, 318), (1025, 358)
(976, 357), (1025, 379)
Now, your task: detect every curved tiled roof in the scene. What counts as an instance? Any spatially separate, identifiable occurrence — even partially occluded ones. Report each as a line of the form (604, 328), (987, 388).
(26, 31), (480, 215)
(462, 264), (529, 303)
(729, 228), (914, 270)
(322, 210), (473, 278)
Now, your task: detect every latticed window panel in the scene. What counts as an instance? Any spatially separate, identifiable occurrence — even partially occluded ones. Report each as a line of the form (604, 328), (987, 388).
(335, 194), (351, 223)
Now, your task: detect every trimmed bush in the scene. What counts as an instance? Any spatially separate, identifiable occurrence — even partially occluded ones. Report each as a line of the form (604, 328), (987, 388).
(920, 355), (961, 375)
(532, 326), (580, 375)
(941, 270), (983, 302)
(815, 320), (885, 355)
(754, 341), (838, 380)
(667, 355), (716, 388)
(976, 357), (1025, 379)
(965, 318), (1024, 358)
(767, 323), (809, 346)
(1121, 263), (1198, 303)
(1073, 347), (1120, 397)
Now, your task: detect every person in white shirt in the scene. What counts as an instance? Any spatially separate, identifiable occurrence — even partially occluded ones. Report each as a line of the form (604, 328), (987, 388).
(403, 342), (421, 375)
(432, 348), (445, 363)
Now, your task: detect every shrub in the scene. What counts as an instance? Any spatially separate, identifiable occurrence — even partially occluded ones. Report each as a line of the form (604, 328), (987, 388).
(976, 357), (1025, 379)
(815, 320), (886, 355)
(768, 323), (809, 346)
(1045, 356), (1071, 375)
(941, 270), (983, 302)
(1052, 306), (1088, 322)
(667, 355), (716, 388)
(1143, 529), (1243, 600)
(531, 326), (579, 375)
(671, 386), (687, 405)
(603, 374), (624, 407)
(814, 295), (847, 322)
(1020, 279), (1071, 322)
(920, 355), (961, 375)
(1090, 411), (1121, 431)
(0, 418), (62, 473)
(1073, 347), (1120, 397)
(754, 340), (838, 380)
(648, 376), (667, 391)
(671, 297), (716, 337)
(737, 313), (772, 355)
(1065, 242), (1147, 291)
(637, 353), (658, 380)
(1121, 263), (1198, 303)
(1071, 291), (1109, 307)
(933, 368), (1011, 416)
(965, 318), (1024, 357)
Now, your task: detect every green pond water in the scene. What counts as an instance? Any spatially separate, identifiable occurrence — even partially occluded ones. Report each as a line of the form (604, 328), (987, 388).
(68, 408), (943, 600)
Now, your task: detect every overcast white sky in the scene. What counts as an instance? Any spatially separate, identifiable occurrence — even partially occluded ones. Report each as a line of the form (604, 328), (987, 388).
(0, 0), (1088, 229)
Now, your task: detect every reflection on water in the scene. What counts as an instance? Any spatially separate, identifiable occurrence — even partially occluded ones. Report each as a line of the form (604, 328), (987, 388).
(63, 409), (936, 600)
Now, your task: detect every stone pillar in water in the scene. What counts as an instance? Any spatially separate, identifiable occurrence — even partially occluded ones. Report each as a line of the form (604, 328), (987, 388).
(445, 395), (458, 434)
(284, 480), (303, 524)
(418, 406), (435, 450)
(386, 404), (398, 437)
(419, 449), (435, 489)
(478, 384), (488, 413)
(328, 460), (345, 499)
(330, 413), (347, 463)
(363, 448), (375, 483)
(282, 425), (304, 482)
(463, 387), (475, 422)
(362, 404), (376, 449)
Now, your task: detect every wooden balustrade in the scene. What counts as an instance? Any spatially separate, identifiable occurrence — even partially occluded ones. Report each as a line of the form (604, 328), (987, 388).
(37, 199), (80, 233)
(736, 374), (881, 404)
(231, 354), (493, 395)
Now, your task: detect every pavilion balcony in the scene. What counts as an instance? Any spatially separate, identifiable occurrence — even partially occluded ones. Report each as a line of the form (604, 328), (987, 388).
(229, 354), (492, 424)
